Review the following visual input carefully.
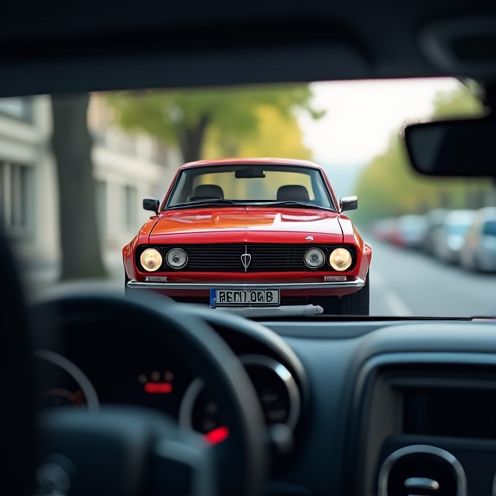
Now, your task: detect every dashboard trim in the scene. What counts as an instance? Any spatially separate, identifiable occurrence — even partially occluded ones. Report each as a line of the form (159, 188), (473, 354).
(178, 354), (302, 433)
(377, 444), (467, 496)
(179, 378), (205, 430)
(240, 354), (302, 431)
(35, 349), (100, 410)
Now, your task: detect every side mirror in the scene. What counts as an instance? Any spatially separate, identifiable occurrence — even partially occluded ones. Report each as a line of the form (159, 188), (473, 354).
(143, 198), (160, 215)
(340, 195), (358, 212)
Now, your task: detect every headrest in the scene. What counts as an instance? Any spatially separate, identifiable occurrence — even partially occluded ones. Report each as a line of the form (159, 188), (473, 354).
(276, 185), (310, 202)
(192, 184), (224, 200)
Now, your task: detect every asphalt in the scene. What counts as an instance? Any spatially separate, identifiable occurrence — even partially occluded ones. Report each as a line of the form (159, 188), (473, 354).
(370, 239), (496, 318)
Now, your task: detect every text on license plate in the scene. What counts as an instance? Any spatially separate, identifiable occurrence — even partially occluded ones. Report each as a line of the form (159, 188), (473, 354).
(210, 289), (280, 307)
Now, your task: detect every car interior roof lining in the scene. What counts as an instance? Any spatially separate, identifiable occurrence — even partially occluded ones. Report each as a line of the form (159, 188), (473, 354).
(0, 1), (496, 96)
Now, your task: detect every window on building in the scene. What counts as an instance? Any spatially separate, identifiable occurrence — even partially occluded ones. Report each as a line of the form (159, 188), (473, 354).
(95, 180), (107, 238)
(123, 184), (138, 230)
(0, 97), (33, 122)
(0, 161), (34, 237)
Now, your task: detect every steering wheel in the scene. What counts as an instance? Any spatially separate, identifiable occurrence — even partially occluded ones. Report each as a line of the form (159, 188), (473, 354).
(32, 290), (268, 496)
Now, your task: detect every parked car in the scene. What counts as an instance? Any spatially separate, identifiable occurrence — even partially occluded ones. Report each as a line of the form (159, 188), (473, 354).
(372, 218), (400, 244)
(373, 218), (393, 242)
(123, 158), (372, 315)
(396, 215), (428, 250)
(460, 207), (496, 272)
(421, 208), (448, 255)
(434, 209), (476, 264)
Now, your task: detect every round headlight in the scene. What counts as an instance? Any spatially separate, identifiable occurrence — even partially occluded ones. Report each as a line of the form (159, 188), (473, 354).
(140, 248), (163, 272)
(304, 247), (325, 268)
(329, 248), (353, 271)
(166, 248), (188, 269)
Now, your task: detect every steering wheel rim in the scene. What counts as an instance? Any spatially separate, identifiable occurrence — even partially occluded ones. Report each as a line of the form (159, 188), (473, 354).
(32, 289), (268, 496)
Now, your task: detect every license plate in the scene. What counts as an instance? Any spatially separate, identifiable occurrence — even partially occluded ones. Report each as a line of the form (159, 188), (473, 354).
(210, 288), (280, 307)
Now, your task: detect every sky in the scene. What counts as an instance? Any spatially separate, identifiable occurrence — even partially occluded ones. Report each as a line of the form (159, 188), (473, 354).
(297, 78), (460, 167)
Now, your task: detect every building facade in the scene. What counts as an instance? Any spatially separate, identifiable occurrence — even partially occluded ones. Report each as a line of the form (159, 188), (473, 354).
(0, 95), (180, 272)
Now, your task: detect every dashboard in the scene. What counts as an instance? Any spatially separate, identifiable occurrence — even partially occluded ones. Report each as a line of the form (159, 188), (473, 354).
(34, 308), (307, 454)
(34, 310), (496, 496)
(264, 318), (496, 496)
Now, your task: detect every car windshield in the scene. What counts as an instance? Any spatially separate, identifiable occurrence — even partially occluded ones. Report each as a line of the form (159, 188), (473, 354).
(3, 78), (495, 318)
(166, 165), (333, 209)
(483, 221), (496, 237)
(447, 223), (472, 236)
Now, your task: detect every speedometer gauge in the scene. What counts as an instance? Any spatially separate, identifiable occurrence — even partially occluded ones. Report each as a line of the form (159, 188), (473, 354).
(35, 349), (99, 410)
(179, 354), (301, 442)
(178, 378), (230, 444)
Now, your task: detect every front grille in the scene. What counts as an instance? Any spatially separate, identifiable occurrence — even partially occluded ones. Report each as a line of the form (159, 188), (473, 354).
(137, 244), (356, 272)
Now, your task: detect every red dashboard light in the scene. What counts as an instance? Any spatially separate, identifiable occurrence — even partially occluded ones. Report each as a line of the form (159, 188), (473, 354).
(144, 382), (173, 394)
(204, 426), (230, 445)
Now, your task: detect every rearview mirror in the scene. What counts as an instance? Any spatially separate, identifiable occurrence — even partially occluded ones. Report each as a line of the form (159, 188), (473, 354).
(404, 118), (496, 177)
(143, 198), (160, 214)
(234, 168), (266, 178)
(340, 196), (358, 212)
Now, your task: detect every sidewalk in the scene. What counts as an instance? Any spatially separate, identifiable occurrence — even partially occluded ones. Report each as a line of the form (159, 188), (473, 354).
(22, 251), (125, 295)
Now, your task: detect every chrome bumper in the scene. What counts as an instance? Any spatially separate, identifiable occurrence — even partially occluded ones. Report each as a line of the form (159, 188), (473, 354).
(127, 278), (365, 290)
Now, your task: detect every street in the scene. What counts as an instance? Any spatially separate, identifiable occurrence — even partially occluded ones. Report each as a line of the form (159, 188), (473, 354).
(370, 239), (496, 317)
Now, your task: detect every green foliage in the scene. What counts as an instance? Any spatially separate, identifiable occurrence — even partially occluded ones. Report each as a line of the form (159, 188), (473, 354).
(355, 83), (490, 225)
(204, 105), (312, 160)
(431, 82), (484, 118)
(107, 85), (322, 161)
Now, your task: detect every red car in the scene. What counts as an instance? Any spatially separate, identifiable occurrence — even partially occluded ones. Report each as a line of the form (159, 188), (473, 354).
(123, 158), (372, 314)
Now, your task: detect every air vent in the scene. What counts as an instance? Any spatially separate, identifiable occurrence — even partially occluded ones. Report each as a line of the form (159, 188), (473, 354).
(378, 444), (467, 496)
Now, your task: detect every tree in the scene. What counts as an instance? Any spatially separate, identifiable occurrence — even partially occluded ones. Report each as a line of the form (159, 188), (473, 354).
(354, 83), (488, 225)
(431, 82), (484, 118)
(204, 105), (312, 159)
(108, 85), (322, 163)
(51, 95), (107, 280)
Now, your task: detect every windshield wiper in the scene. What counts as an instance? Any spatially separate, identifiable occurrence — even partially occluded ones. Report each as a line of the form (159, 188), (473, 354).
(167, 199), (241, 210)
(167, 199), (334, 211)
(262, 201), (334, 211)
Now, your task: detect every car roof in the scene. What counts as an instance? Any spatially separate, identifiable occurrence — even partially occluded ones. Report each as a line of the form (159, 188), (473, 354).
(445, 210), (476, 222)
(478, 207), (496, 220)
(180, 158), (324, 171)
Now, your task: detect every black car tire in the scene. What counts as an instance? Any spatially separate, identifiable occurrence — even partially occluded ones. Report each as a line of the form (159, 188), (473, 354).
(338, 274), (370, 315)
(316, 275), (370, 315)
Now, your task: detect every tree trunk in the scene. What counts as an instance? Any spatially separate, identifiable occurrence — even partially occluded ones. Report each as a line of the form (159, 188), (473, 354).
(178, 114), (210, 162)
(51, 95), (107, 280)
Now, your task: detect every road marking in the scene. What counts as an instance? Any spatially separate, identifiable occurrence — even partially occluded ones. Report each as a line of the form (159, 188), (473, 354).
(372, 270), (413, 316)
(372, 270), (387, 288)
(383, 291), (413, 316)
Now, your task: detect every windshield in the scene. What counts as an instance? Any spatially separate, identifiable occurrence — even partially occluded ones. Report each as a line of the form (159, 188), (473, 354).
(483, 221), (496, 237)
(166, 165), (333, 209)
(2, 78), (495, 318)
(447, 223), (472, 236)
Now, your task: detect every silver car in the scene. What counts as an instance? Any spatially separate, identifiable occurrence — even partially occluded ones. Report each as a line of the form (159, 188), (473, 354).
(461, 208), (496, 272)
(421, 209), (447, 255)
(434, 210), (476, 264)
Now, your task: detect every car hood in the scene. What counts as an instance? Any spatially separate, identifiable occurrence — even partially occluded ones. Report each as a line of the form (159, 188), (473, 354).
(149, 207), (344, 242)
